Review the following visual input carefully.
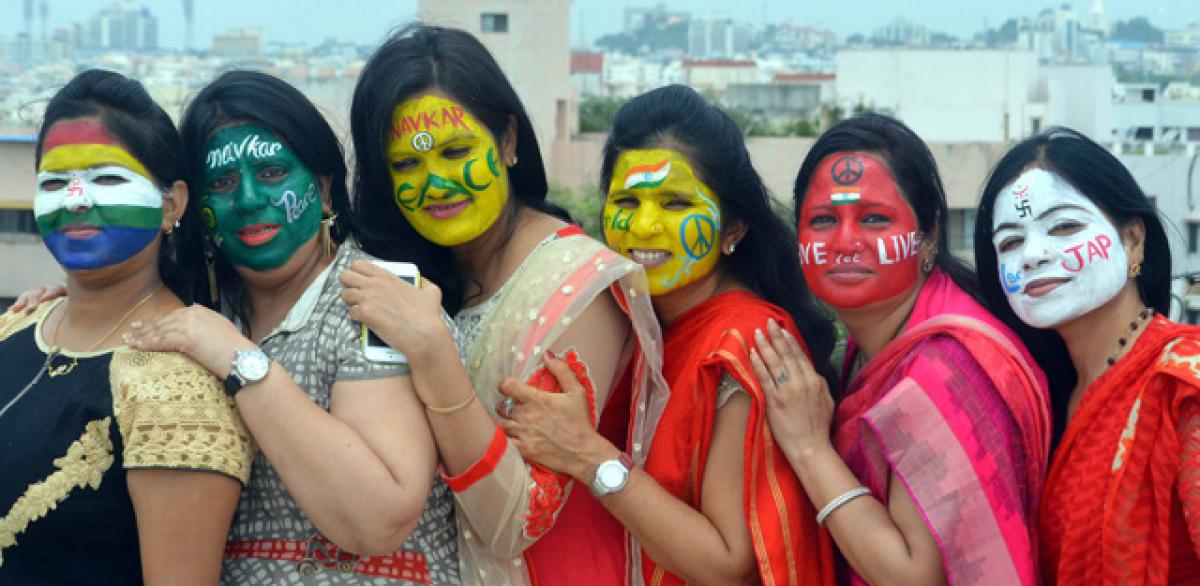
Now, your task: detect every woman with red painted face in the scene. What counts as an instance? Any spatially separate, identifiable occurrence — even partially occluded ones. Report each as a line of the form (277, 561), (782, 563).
(493, 85), (839, 586)
(974, 128), (1200, 585)
(750, 114), (1052, 586)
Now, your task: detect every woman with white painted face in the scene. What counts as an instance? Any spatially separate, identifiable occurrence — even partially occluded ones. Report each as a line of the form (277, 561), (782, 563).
(750, 114), (1052, 586)
(972, 127), (1200, 585)
(0, 70), (254, 584)
(126, 71), (459, 584)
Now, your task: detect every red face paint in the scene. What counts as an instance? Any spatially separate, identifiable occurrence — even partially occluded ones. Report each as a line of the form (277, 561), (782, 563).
(798, 152), (921, 309)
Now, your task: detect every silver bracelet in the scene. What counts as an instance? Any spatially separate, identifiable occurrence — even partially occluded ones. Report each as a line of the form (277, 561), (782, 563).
(816, 487), (872, 526)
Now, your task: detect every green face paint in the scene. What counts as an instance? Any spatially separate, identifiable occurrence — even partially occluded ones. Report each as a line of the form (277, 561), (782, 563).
(200, 124), (322, 271)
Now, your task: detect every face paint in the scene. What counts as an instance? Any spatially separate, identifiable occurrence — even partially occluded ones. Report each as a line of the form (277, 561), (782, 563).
(387, 95), (508, 247)
(797, 152), (922, 309)
(604, 149), (722, 296)
(200, 124), (321, 271)
(35, 119), (163, 271)
(991, 168), (1128, 328)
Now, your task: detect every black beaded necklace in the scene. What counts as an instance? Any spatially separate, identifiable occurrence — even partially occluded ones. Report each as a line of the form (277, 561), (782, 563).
(1106, 306), (1155, 366)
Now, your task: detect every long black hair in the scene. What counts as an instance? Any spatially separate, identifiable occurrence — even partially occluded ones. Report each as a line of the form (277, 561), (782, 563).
(601, 84), (838, 386)
(350, 23), (568, 315)
(37, 69), (205, 303)
(180, 70), (355, 323)
(973, 127), (1171, 438)
(793, 113), (980, 300)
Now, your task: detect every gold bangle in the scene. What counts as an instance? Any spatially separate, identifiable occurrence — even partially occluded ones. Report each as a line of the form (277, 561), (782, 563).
(425, 393), (477, 414)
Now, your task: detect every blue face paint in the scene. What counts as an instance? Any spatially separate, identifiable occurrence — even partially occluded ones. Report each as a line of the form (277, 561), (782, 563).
(1001, 263), (1023, 294)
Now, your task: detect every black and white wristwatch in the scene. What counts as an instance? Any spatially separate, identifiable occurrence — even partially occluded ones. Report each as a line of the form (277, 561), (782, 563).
(590, 453), (634, 498)
(223, 347), (271, 397)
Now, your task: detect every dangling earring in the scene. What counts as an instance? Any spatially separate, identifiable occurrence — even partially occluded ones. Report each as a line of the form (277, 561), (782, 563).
(163, 219), (180, 236)
(1129, 262), (1142, 278)
(320, 213), (338, 258)
(205, 249), (219, 305)
(921, 257), (935, 274)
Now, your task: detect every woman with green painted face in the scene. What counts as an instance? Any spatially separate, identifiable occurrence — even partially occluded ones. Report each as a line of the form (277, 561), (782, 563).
(348, 25), (667, 586)
(120, 71), (461, 584)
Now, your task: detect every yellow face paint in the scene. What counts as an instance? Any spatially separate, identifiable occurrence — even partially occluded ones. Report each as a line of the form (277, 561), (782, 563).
(40, 143), (151, 179)
(604, 148), (722, 296)
(387, 95), (508, 246)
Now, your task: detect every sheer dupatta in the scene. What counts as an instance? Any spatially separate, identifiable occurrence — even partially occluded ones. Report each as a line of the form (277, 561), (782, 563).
(449, 227), (669, 586)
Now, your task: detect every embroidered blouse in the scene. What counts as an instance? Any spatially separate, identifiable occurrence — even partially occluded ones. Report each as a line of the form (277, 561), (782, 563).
(0, 299), (254, 585)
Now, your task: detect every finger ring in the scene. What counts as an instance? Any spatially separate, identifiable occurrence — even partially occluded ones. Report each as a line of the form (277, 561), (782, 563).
(777, 372), (789, 384)
(501, 397), (516, 418)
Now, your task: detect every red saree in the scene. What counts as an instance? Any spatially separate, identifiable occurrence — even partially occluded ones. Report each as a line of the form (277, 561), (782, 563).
(835, 270), (1051, 586)
(636, 290), (834, 586)
(1040, 316), (1200, 585)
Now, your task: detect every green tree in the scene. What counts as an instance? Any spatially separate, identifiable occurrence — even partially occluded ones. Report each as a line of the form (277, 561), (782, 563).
(782, 118), (818, 137)
(1112, 17), (1164, 44)
(579, 96), (627, 133)
(547, 185), (604, 239)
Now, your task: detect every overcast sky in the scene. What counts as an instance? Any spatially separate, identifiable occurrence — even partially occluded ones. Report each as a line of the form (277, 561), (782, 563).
(0, 0), (1195, 50)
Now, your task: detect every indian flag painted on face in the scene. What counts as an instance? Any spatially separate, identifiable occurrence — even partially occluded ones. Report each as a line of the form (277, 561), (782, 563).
(35, 119), (163, 270)
(830, 191), (861, 205)
(623, 159), (672, 190)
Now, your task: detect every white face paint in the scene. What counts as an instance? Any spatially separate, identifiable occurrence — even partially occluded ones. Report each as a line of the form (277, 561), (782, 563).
(991, 168), (1129, 328)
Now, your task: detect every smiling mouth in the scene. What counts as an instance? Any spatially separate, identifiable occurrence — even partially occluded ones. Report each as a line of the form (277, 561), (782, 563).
(824, 264), (873, 282)
(61, 224), (101, 239)
(1023, 277), (1071, 298)
(424, 199), (470, 219)
(237, 223), (280, 246)
(628, 249), (673, 269)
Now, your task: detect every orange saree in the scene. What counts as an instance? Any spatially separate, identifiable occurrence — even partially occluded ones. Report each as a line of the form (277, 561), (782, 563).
(1040, 316), (1200, 584)
(634, 291), (834, 586)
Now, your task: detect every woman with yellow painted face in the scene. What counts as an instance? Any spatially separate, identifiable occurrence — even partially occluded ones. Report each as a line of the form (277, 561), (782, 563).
(495, 85), (840, 586)
(0, 70), (253, 584)
(349, 25), (667, 585)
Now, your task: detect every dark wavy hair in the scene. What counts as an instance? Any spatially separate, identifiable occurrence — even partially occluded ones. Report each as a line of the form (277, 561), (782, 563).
(36, 69), (205, 303)
(792, 113), (980, 302)
(973, 127), (1171, 438)
(601, 84), (838, 386)
(349, 23), (569, 315)
(180, 70), (355, 323)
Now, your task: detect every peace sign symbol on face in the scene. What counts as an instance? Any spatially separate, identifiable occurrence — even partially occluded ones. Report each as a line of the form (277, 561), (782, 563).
(831, 155), (864, 186)
(411, 131), (435, 152)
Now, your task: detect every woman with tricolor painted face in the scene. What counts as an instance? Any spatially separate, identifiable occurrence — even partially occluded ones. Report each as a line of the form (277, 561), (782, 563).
(119, 71), (457, 583)
(750, 114), (1052, 586)
(0, 70), (254, 583)
(495, 85), (839, 586)
(348, 25), (666, 586)
(974, 128), (1200, 584)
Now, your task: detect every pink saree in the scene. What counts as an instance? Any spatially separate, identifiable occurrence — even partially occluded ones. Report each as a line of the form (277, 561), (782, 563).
(833, 270), (1051, 585)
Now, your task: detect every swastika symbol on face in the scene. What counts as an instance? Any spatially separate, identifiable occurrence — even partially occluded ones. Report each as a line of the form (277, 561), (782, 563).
(831, 156), (864, 186)
(1015, 198), (1032, 218)
(411, 131), (435, 152)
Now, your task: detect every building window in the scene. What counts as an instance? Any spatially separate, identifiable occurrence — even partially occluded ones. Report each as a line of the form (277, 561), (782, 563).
(1141, 88), (1156, 103)
(1188, 309), (1200, 326)
(1134, 127), (1154, 141)
(0, 208), (37, 235)
(481, 13), (509, 33)
(1189, 221), (1200, 254)
(1189, 127), (1200, 142)
(948, 208), (977, 252)
(1031, 117), (1042, 134)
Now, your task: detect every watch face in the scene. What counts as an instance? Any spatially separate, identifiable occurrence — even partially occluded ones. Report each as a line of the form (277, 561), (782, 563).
(237, 349), (271, 381)
(598, 462), (627, 489)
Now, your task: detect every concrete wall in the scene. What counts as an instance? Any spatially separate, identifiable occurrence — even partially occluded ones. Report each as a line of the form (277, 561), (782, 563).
(726, 83), (822, 118)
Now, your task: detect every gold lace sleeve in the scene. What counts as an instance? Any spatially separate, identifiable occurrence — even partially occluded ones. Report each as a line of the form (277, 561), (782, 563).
(109, 348), (254, 483)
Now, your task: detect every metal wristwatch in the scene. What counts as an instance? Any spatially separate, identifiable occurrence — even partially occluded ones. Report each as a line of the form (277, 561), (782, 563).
(223, 347), (271, 397)
(590, 453), (634, 498)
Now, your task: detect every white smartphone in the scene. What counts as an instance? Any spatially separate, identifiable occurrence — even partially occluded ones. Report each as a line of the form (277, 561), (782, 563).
(361, 260), (421, 364)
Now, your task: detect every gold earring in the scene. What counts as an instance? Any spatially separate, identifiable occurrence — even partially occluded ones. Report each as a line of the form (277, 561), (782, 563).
(1129, 262), (1142, 278)
(320, 213), (338, 258)
(205, 252), (219, 305)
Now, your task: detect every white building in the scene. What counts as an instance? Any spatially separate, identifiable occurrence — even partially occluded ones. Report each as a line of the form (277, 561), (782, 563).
(1112, 83), (1200, 143)
(418, 0), (576, 156)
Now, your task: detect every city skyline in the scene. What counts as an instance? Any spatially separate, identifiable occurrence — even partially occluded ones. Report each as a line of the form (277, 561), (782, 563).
(0, 0), (1194, 51)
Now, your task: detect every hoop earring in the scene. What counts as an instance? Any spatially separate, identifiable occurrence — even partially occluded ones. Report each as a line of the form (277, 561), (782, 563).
(320, 213), (338, 258)
(1129, 262), (1142, 278)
